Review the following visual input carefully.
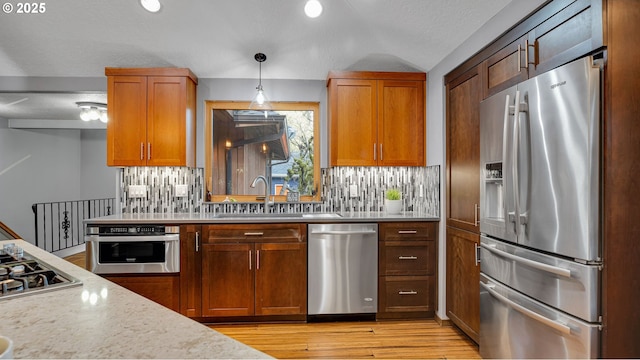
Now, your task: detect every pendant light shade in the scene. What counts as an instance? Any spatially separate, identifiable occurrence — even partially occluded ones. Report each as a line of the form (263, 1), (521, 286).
(249, 53), (272, 112)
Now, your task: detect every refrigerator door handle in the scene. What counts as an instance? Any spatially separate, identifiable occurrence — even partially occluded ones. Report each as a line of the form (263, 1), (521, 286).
(481, 243), (572, 278)
(503, 95), (518, 234)
(480, 281), (572, 335)
(512, 90), (522, 237)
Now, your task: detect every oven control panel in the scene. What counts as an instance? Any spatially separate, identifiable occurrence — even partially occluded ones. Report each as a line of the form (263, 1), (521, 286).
(86, 225), (179, 236)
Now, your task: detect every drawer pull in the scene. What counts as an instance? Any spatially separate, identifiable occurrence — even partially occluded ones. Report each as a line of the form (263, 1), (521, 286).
(398, 290), (418, 295)
(398, 256), (418, 260)
(244, 232), (264, 236)
(398, 230), (417, 234)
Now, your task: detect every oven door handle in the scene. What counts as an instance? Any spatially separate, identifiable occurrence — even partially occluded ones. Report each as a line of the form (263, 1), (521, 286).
(88, 234), (180, 242)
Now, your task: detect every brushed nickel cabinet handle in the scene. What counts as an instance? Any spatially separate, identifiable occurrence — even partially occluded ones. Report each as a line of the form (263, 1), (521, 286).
(525, 40), (529, 70)
(249, 250), (252, 270)
(398, 230), (417, 234)
(140, 143), (144, 160)
(147, 143), (151, 160)
(373, 143), (377, 161)
(244, 232), (264, 236)
(195, 231), (199, 252)
(399, 291), (418, 295)
(398, 256), (418, 260)
(380, 143), (383, 161)
(474, 203), (479, 226)
(256, 250), (260, 270)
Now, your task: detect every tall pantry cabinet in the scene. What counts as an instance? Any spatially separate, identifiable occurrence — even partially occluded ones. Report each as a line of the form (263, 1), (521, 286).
(105, 67), (197, 167)
(445, 1), (640, 357)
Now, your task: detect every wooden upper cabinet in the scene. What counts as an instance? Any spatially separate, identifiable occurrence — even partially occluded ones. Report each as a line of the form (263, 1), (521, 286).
(527, 0), (602, 77)
(482, 0), (602, 97)
(327, 71), (426, 167)
(483, 35), (529, 98)
(105, 67), (197, 167)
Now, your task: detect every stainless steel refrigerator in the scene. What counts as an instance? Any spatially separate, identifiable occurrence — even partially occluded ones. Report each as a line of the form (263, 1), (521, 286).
(478, 55), (602, 358)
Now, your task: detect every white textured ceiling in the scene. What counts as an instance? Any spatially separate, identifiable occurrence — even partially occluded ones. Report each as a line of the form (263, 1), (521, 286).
(0, 0), (512, 122)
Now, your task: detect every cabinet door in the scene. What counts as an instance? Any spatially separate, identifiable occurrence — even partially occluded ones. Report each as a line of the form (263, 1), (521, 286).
(528, 0), (602, 77)
(378, 80), (425, 166)
(446, 226), (480, 343)
(484, 35), (529, 98)
(103, 274), (180, 312)
(201, 243), (254, 317)
(255, 242), (307, 315)
(179, 225), (201, 317)
(147, 76), (188, 166)
(106, 75), (147, 166)
(328, 78), (377, 166)
(446, 67), (481, 232)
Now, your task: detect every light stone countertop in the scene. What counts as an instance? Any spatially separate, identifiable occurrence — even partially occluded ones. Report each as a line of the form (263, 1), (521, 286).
(0, 240), (271, 359)
(84, 211), (440, 225)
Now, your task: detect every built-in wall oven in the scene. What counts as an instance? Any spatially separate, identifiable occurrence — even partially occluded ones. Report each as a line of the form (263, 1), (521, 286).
(85, 225), (180, 274)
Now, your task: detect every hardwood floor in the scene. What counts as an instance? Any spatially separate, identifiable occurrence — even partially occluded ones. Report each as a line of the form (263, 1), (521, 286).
(63, 253), (479, 359)
(63, 252), (86, 268)
(210, 320), (480, 359)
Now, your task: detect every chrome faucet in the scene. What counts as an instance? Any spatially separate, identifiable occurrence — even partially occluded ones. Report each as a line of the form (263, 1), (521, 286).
(250, 175), (271, 213)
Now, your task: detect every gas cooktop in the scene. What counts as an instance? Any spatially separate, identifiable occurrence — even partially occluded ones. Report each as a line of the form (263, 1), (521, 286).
(0, 243), (82, 300)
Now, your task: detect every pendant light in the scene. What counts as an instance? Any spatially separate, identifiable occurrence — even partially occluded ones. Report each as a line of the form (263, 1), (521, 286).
(249, 53), (272, 114)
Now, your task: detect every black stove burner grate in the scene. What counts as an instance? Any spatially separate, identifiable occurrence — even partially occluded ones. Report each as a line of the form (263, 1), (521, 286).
(0, 247), (82, 298)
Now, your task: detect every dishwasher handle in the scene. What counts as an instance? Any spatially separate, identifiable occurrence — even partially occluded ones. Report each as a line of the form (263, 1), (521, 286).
(310, 230), (378, 236)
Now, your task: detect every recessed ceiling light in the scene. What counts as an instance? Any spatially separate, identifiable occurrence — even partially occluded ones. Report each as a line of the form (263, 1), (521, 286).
(140, 0), (161, 13)
(304, 0), (323, 18)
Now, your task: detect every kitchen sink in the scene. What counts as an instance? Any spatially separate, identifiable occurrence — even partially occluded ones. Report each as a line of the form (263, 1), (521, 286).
(214, 213), (342, 219)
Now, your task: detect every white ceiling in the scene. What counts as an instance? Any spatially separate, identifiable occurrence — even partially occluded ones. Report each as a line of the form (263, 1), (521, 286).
(0, 0), (512, 124)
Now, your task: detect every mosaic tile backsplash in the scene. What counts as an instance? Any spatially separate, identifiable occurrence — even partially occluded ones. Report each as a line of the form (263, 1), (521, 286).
(118, 166), (440, 217)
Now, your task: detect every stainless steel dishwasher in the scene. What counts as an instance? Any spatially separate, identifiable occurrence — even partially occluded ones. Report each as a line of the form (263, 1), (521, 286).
(308, 223), (378, 317)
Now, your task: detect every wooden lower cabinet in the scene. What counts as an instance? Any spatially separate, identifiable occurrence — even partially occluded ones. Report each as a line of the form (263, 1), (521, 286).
(445, 226), (480, 343)
(182, 223), (307, 321)
(103, 274), (180, 312)
(377, 222), (437, 320)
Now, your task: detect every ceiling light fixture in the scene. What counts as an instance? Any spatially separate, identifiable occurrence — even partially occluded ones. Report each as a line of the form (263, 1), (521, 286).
(140, 0), (161, 13)
(249, 53), (272, 115)
(304, 0), (323, 18)
(76, 102), (108, 123)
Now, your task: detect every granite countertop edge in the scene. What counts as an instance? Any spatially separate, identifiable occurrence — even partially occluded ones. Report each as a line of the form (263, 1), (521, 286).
(0, 240), (272, 359)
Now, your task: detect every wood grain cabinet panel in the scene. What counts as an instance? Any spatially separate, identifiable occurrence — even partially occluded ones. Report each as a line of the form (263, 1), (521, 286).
(201, 243), (254, 317)
(445, 226), (479, 344)
(180, 224), (202, 317)
(105, 67), (197, 167)
(446, 66), (482, 233)
(192, 224), (307, 320)
(327, 71), (426, 167)
(377, 222), (437, 320)
(103, 274), (180, 312)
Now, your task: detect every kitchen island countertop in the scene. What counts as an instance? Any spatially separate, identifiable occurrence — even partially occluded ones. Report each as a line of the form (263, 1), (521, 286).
(0, 240), (271, 359)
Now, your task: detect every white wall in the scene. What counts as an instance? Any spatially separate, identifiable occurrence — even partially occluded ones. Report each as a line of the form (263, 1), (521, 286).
(0, 126), (116, 243)
(0, 77), (115, 243)
(426, 0), (548, 320)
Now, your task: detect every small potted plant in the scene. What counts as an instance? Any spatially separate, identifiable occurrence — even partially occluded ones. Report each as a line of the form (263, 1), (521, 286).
(385, 188), (403, 214)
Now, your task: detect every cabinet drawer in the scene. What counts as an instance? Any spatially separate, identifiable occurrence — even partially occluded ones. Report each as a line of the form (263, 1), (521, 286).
(204, 224), (306, 243)
(379, 222), (436, 241)
(379, 276), (434, 312)
(380, 241), (434, 276)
